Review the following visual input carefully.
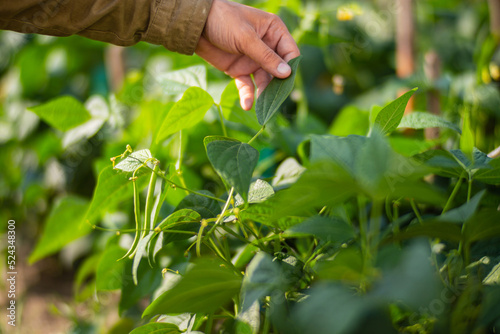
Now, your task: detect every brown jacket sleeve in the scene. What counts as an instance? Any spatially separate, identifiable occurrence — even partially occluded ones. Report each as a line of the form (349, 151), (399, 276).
(0, 0), (213, 55)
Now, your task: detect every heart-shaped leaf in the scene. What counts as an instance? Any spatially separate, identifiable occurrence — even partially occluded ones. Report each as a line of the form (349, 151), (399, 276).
(204, 136), (259, 201)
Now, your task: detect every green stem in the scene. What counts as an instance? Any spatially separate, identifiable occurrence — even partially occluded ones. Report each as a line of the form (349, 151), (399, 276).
(216, 104), (228, 137)
(248, 126), (265, 145)
(205, 313), (214, 334)
(410, 199), (423, 224)
(357, 197), (370, 272)
(369, 199), (383, 254)
(442, 174), (465, 214)
(467, 176), (472, 202)
(263, 306), (271, 334)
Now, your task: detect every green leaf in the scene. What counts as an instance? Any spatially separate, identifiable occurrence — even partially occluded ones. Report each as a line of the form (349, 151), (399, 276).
(236, 300), (260, 334)
(175, 190), (221, 219)
(484, 262), (500, 285)
(310, 134), (367, 174)
(240, 252), (287, 312)
(438, 190), (486, 223)
(29, 196), (91, 264)
(285, 216), (355, 243)
(156, 87), (214, 143)
(460, 110), (474, 161)
(114, 149), (154, 172)
(96, 245), (127, 291)
(398, 111), (461, 134)
(84, 166), (148, 225)
(120, 258), (162, 315)
(271, 161), (359, 219)
(463, 209), (500, 244)
(373, 88), (418, 135)
(28, 96), (91, 131)
(329, 105), (369, 136)
(204, 137), (259, 201)
(413, 149), (464, 178)
(475, 158), (500, 185)
(235, 179), (275, 207)
(156, 65), (207, 95)
(314, 247), (364, 283)
(239, 201), (305, 230)
(142, 258), (242, 317)
(129, 323), (181, 334)
(272, 157), (306, 187)
(255, 56), (302, 126)
(387, 221), (463, 243)
(220, 80), (261, 131)
(158, 209), (202, 246)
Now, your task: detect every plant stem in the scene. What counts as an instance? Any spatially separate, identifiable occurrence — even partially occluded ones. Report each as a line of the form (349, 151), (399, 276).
(369, 199), (383, 254)
(357, 197), (370, 273)
(148, 167), (225, 203)
(204, 188), (235, 238)
(467, 177), (472, 202)
(410, 199), (423, 223)
(216, 104), (228, 137)
(205, 313), (214, 334)
(263, 306), (271, 334)
(442, 174), (465, 214)
(248, 126), (265, 145)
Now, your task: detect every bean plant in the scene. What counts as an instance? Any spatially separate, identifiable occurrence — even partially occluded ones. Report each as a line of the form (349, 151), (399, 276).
(26, 51), (500, 334)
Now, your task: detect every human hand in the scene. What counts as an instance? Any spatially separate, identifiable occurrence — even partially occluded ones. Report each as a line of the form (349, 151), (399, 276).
(195, 0), (300, 111)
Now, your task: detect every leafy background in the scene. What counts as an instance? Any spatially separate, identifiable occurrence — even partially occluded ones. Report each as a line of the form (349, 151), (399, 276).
(1, 0), (500, 333)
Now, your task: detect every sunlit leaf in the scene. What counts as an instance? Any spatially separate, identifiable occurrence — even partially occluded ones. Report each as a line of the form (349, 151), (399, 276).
(398, 111), (461, 134)
(28, 96), (91, 131)
(156, 87), (214, 143)
(29, 196), (91, 263)
(142, 258), (242, 317)
(373, 88), (418, 136)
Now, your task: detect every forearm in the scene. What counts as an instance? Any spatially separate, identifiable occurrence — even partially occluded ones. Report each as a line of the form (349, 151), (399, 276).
(0, 0), (212, 55)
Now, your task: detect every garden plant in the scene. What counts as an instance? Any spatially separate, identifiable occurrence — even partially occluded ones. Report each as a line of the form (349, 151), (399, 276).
(1, 1), (500, 333)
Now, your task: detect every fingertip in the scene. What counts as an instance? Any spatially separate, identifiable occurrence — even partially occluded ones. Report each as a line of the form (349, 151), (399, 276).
(277, 63), (291, 77)
(242, 97), (253, 111)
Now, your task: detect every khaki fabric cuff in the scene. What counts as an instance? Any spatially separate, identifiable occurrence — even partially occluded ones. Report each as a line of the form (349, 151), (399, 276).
(144, 0), (213, 55)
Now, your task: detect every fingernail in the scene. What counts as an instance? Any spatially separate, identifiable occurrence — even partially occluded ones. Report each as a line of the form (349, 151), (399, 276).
(277, 63), (291, 75)
(243, 98), (252, 110)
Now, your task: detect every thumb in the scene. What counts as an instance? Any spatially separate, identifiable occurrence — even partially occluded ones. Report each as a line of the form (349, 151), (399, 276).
(241, 35), (291, 79)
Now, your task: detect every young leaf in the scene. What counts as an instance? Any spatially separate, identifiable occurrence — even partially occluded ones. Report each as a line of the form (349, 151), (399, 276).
(460, 110), (474, 161)
(204, 137), (259, 201)
(114, 149), (154, 172)
(142, 258), (242, 317)
(29, 196), (91, 264)
(255, 56), (302, 126)
(28, 96), (91, 131)
(373, 88), (418, 136)
(398, 111), (461, 134)
(234, 179), (275, 207)
(156, 87), (214, 143)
